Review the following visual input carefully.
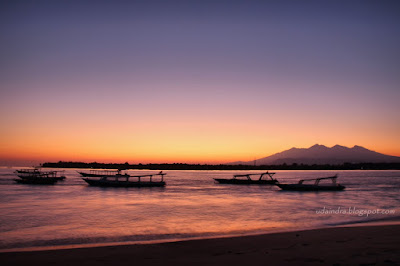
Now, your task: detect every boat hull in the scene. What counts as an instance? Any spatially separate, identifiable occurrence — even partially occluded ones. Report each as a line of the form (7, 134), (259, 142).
(17, 174), (66, 181)
(276, 184), (345, 191)
(214, 178), (278, 185)
(14, 178), (58, 185)
(83, 178), (166, 187)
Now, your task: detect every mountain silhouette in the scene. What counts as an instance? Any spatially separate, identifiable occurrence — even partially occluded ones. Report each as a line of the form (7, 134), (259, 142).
(233, 144), (400, 165)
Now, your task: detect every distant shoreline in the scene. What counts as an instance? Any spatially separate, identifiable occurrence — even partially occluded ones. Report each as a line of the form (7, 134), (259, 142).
(41, 161), (400, 170)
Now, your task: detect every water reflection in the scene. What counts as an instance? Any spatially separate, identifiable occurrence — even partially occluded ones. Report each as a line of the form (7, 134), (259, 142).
(0, 169), (399, 249)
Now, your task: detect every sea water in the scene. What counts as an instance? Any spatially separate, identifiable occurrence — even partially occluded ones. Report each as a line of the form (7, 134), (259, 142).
(0, 168), (399, 251)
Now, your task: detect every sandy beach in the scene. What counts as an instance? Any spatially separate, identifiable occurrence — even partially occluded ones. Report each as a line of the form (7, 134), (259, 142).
(1, 224), (399, 265)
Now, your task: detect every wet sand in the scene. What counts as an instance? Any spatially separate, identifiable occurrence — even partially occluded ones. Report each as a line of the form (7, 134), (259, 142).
(1, 224), (399, 265)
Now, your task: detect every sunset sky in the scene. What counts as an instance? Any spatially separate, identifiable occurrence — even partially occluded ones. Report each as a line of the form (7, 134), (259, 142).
(1, 0), (400, 165)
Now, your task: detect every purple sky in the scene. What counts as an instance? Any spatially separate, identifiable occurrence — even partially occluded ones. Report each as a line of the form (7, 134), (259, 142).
(1, 0), (400, 164)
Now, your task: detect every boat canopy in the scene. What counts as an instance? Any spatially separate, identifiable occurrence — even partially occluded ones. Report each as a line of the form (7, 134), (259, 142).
(100, 172), (166, 182)
(298, 175), (338, 185)
(88, 169), (125, 175)
(233, 172), (276, 180)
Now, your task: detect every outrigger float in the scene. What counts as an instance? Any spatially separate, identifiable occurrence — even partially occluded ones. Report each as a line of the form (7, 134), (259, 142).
(214, 172), (278, 185)
(276, 175), (345, 191)
(82, 171), (166, 187)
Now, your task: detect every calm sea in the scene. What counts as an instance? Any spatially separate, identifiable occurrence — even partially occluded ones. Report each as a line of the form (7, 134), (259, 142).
(0, 168), (399, 251)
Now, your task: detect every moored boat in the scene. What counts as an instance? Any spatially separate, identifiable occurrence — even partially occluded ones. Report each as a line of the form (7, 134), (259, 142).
(214, 172), (278, 185)
(14, 168), (65, 185)
(83, 171), (166, 187)
(16, 168), (66, 179)
(276, 175), (345, 191)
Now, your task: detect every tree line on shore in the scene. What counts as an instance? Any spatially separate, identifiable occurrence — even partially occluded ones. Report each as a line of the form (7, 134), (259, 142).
(41, 161), (400, 170)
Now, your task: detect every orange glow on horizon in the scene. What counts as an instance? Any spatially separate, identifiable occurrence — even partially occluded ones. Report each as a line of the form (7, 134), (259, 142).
(1, 138), (399, 165)
(1, 81), (399, 165)
(1, 102), (400, 165)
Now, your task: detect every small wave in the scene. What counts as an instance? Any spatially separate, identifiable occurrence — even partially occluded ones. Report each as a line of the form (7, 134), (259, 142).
(326, 215), (400, 227)
(0, 231), (237, 252)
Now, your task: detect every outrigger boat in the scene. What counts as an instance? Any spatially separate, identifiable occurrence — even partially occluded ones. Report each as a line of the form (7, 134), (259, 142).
(78, 169), (129, 178)
(83, 171), (166, 187)
(14, 168), (66, 185)
(15, 168), (66, 180)
(276, 175), (345, 191)
(214, 172), (278, 185)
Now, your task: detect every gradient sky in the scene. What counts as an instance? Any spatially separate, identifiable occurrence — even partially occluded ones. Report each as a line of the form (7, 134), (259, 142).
(1, 0), (400, 165)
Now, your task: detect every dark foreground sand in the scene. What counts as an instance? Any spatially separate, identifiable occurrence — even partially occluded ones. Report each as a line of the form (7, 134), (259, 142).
(1, 225), (399, 265)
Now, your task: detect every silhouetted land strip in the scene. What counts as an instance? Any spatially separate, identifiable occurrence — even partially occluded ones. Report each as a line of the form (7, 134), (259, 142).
(42, 161), (400, 170)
